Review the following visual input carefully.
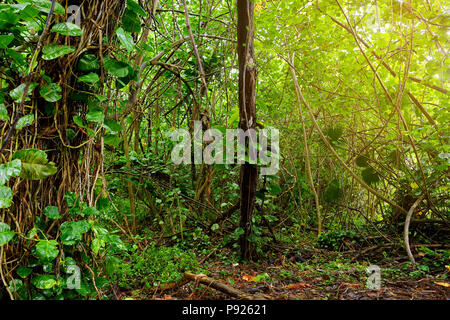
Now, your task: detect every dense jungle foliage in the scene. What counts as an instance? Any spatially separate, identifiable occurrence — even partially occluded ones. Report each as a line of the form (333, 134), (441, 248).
(0, 0), (448, 300)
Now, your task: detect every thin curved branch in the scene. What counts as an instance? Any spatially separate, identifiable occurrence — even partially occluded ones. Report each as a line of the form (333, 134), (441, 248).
(404, 194), (425, 265)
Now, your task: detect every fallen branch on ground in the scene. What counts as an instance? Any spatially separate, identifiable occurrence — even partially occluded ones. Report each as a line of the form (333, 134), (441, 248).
(183, 272), (268, 300)
(157, 272), (269, 299)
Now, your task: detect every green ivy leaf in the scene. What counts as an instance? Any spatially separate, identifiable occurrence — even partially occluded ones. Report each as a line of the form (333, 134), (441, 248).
(355, 155), (369, 167)
(78, 54), (100, 72)
(86, 110), (104, 123)
(91, 238), (105, 255)
(31, 275), (57, 289)
(0, 34), (14, 49)
(0, 222), (11, 233)
(103, 57), (130, 77)
(9, 278), (28, 299)
(95, 94), (107, 102)
(127, 0), (147, 17)
(116, 66), (137, 89)
(9, 82), (38, 102)
(73, 115), (84, 128)
(78, 72), (99, 84)
(121, 8), (140, 33)
(16, 114), (34, 130)
(32, 0), (65, 15)
(361, 167), (380, 185)
(116, 27), (135, 51)
(42, 74), (51, 83)
(83, 206), (99, 216)
(5, 48), (25, 65)
(0, 11), (19, 29)
(16, 266), (32, 278)
(60, 220), (91, 245)
(40, 83), (62, 102)
(35, 240), (59, 262)
(51, 22), (83, 36)
(43, 206), (61, 219)
(42, 44), (75, 60)
(0, 159), (21, 185)
(12, 149), (57, 180)
(103, 120), (122, 133)
(103, 134), (121, 147)
(0, 186), (13, 209)
(0, 222), (14, 246)
(0, 104), (9, 121)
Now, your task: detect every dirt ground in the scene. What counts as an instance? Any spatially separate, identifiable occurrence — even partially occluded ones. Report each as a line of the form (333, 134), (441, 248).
(120, 248), (450, 300)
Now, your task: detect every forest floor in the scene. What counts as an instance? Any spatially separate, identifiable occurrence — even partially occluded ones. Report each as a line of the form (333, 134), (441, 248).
(118, 245), (450, 300)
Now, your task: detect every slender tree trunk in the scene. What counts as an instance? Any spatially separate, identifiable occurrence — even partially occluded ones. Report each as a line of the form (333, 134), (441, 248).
(122, 15), (154, 232)
(289, 54), (321, 237)
(236, 0), (257, 260)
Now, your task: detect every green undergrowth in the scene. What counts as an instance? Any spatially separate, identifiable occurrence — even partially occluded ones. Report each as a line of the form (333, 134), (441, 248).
(111, 244), (200, 290)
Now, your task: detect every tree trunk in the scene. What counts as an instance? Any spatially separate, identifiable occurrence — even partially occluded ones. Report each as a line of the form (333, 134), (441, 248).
(236, 0), (257, 260)
(0, 0), (124, 294)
